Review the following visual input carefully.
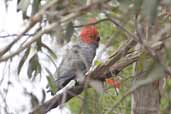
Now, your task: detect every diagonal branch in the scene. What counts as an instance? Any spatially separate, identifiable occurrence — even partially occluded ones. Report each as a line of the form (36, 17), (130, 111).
(29, 39), (163, 114)
(0, 0), (62, 58)
(29, 39), (136, 114)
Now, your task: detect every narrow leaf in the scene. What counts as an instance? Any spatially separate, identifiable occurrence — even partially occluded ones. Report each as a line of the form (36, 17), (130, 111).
(27, 54), (41, 79)
(45, 68), (57, 94)
(17, 0), (30, 12)
(41, 89), (46, 104)
(30, 93), (39, 108)
(41, 43), (57, 59)
(95, 60), (103, 66)
(31, 0), (41, 16)
(18, 48), (30, 75)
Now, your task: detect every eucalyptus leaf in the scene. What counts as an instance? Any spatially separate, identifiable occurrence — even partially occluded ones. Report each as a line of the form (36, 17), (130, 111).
(95, 60), (103, 66)
(27, 54), (41, 79)
(18, 48), (30, 75)
(42, 43), (57, 59)
(31, 0), (41, 16)
(30, 93), (39, 108)
(41, 89), (46, 104)
(17, 0), (21, 4)
(36, 38), (42, 51)
(45, 68), (57, 94)
(17, 0), (30, 19)
(17, 0), (30, 12)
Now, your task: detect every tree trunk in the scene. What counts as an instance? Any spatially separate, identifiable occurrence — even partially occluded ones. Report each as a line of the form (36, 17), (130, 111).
(131, 79), (160, 114)
(131, 45), (161, 114)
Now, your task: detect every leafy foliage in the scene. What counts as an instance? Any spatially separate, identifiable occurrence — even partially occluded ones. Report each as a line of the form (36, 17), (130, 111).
(27, 54), (41, 79)
(18, 48), (30, 74)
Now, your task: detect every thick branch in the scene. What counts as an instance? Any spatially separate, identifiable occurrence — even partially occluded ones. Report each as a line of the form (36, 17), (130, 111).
(29, 39), (136, 114)
(29, 40), (163, 114)
(29, 86), (83, 114)
(88, 39), (136, 80)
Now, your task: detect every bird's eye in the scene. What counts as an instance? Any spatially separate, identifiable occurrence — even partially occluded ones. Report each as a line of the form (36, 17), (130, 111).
(96, 37), (100, 42)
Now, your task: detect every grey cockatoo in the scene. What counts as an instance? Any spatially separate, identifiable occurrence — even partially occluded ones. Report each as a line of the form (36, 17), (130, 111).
(55, 19), (102, 93)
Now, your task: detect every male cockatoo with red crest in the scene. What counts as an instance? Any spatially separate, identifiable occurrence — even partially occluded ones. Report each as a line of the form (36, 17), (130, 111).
(55, 19), (102, 93)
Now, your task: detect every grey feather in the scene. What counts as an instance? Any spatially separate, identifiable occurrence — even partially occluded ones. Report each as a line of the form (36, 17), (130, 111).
(56, 41), (98, 90)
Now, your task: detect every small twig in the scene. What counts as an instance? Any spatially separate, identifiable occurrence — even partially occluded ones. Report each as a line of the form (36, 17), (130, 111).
(135, 25), (171, 77)
(0, 22), (57, 62)
(107, 12), (171, 77)
(0, 33), (34, 38)
(105, 13), (138, 41)
(0, 0), (62, 57)
(73, 18), (110, 28)
(0, 0), (111, 62)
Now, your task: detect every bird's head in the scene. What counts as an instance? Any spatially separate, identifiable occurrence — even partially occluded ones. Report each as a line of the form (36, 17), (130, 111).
(80, 19), (100, 44)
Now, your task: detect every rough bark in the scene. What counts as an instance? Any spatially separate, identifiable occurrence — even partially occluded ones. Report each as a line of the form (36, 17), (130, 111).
(131, 78), (160, 114)
(131, 44), (161, 114)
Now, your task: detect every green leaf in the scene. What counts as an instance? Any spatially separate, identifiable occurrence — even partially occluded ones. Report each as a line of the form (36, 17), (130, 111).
(27, 54), (41, 79)
(65, 22), (74, 42)
(17, 0), (21, 5)
(36, 38), (42, 51)
(41, 89), (46, 104)
(17, 0), (30, 12)
(31, 0), (41, 16)
(17, 48), (30, 75)
(41, 43), (57, 59)
(46, 68), (57, 94)
(17, 0), (30, 18)
(95, 60), (103, 66)
(30, 93), (39, 108)
(134, 0), (143, 15)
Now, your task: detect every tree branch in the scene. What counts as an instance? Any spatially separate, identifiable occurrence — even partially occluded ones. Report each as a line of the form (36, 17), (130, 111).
(0, 0), (111, 62)
(0, 33), (34, 38)
(29, 39), (163, 114)
(29, 39), (136, 114)
(0, 0), (62, 58)
(73, 18), (110, 28)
